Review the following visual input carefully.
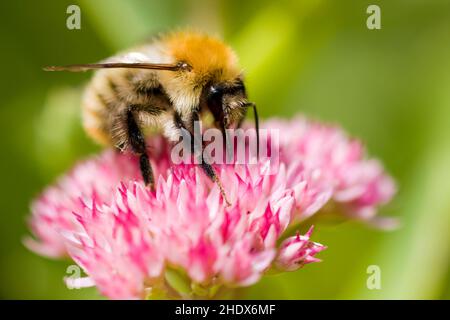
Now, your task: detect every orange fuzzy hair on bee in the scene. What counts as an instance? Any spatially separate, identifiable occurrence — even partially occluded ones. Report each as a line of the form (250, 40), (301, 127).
(164, 31), (241, 83)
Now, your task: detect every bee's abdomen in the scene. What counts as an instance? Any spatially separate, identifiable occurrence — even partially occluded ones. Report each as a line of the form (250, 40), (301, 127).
(81, 68), (171, 148)
(81, 71), (117, 146)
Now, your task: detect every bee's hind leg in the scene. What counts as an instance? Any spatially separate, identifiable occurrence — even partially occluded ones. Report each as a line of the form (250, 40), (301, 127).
(126, 106), (155, 189)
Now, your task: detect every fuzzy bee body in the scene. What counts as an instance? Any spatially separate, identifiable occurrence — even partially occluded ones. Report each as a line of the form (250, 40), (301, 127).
(82, 64), (173, 148)
(46, 31), (259, 205)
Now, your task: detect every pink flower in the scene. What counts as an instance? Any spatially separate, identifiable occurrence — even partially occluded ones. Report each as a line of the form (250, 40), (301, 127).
(263, 117), (397, 227)
(24, 137), (169, 258)
(25, 116), (396, 299)
(275, 226), (326, 271)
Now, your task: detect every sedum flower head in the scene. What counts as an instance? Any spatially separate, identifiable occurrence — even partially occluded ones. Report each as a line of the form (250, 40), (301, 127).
(25, 116), (396, 299)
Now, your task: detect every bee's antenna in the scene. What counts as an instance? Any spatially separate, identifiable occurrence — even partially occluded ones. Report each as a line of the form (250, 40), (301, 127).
(43, 62), (191, 72)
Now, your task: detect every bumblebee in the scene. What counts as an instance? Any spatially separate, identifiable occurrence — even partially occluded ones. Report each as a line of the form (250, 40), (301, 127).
(45, 31), (259, 205)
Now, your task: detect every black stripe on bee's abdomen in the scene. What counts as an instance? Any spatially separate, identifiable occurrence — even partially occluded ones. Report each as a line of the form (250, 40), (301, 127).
(128, 103), (164, 118)
(125, 71), (165, 96)
(97, 93), (115, 111)
(107, 77), (119, 96)
(133, 83), (171, 115)
(143, 104), (165, 116)
(135, 85), (164, 96)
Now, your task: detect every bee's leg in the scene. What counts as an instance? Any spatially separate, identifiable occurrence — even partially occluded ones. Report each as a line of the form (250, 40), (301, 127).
(174, 111), (231, 206)
(199, 158), (231, 206)
(219, 121), (233, 163)
(126, 107), (155, 189)
(237, 104), (259, 159)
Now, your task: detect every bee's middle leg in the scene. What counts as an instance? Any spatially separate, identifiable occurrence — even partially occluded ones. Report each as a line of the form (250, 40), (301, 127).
(126, 107), (155, 189)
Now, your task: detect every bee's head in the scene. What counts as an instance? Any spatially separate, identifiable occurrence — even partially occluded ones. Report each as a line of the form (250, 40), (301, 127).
(202, 79), (251, 128)
(201, 78), (259, 157)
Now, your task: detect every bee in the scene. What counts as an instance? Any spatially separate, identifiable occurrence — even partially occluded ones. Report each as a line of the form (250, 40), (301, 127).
(44, 31), (259, 205)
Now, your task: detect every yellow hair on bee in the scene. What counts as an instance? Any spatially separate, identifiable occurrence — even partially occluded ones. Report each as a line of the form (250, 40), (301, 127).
(164, 31), (241, 83)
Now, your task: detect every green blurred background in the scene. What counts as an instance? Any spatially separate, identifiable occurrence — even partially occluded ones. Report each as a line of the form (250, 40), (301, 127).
(0, 0), (449, 299)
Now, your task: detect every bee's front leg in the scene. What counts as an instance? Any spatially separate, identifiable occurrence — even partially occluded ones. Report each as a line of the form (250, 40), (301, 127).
(173, 111), (231, 206)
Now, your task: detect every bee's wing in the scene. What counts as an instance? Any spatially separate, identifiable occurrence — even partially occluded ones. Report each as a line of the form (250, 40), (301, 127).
(43, 62), (190, 72)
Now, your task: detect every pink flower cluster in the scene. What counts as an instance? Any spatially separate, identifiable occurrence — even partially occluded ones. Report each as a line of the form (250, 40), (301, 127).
(263, 117), (397, 226)
(25, 117), (396, 299)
